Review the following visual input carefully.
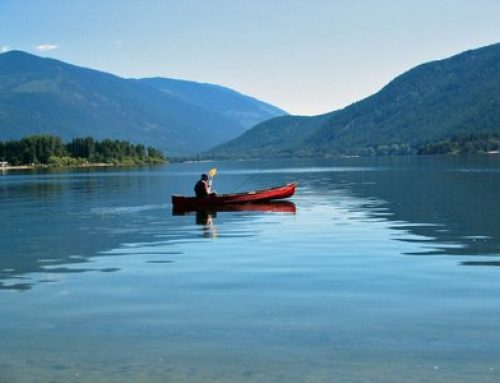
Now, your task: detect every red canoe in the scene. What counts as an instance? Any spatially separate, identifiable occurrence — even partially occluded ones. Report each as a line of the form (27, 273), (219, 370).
(172, 183), (296, 210)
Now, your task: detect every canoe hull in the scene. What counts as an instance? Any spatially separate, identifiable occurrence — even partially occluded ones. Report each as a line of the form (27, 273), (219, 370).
(172, 183), (296, 210)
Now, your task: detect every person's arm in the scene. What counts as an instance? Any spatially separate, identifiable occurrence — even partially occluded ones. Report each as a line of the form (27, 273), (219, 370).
(204, 180), (211, 194)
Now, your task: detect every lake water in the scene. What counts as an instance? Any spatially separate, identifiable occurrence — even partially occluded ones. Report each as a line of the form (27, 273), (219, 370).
(1, 156), (500, 382)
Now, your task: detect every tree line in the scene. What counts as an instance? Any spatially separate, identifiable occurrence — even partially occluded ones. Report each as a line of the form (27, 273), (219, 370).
(0, 135), (166, 166)
(417, 133), (500, 155)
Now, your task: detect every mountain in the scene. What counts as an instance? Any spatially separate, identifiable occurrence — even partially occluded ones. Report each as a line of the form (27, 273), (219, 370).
(209, 42), (500, 158)
(138, 77), (286, 130)
(0, 51), (286, 154)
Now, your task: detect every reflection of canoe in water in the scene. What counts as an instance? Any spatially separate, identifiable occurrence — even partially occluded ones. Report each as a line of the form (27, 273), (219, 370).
(172, 183), (296, 211)
(173, 200), (296, 215)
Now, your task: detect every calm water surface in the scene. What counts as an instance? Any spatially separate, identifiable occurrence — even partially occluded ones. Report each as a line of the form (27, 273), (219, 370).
(1, 157), (500, 382)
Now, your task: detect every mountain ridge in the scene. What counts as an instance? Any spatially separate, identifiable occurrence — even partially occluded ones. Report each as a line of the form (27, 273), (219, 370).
(0, 50), (286, 154)
(209, 42), (500, 158)
(138, 77), (286, 130)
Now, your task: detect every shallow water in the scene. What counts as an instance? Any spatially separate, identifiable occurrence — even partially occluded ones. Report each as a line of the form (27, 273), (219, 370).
(1, 156), (500, 382)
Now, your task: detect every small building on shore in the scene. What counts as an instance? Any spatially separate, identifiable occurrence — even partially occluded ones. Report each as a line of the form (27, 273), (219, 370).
(0, 161), (8, 168)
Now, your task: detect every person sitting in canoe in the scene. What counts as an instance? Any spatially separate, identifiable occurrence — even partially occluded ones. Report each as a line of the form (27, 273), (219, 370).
(194, 173), (215, 197)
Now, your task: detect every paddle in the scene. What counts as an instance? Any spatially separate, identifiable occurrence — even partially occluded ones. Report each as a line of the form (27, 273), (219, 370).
(208, 167), (217, 192)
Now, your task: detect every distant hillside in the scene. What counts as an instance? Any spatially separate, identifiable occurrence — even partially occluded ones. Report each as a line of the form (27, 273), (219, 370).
(0, 51), (286, 154)
(208, 114), (331, 158)
(210, 42), (500, 158)
(138, 77), (286, 130)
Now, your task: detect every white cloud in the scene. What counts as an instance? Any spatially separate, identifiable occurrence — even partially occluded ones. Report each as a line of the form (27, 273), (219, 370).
(1, 46), (10, 53)
(36, 43), (59, 51)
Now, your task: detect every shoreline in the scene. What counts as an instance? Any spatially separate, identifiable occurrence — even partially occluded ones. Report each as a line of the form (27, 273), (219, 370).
(1, 162), (166, 171)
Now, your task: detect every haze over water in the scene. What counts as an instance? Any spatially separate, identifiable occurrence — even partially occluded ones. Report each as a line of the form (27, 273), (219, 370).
(1, 156), (500, 382)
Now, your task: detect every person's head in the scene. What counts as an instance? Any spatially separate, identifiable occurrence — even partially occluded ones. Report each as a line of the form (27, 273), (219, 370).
(201, 173), (208, 181)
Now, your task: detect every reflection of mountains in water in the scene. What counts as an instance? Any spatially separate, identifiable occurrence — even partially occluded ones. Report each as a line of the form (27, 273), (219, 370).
(2, 156), (499, 293)
(313, 157), (500, 261)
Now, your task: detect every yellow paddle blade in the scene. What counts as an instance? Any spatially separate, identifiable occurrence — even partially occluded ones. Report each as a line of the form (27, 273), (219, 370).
(208, 168), (217, 177)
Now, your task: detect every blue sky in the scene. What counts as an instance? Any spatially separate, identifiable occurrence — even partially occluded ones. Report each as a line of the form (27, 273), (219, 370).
(1, 0), (499, 115)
